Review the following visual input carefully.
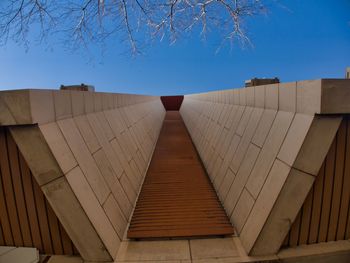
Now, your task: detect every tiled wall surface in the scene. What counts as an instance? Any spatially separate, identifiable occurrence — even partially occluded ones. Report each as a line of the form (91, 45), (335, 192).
(1, 90), (165, 261)
(180, 80), (347, 255)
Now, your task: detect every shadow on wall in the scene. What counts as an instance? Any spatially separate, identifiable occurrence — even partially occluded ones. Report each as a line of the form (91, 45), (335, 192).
(161, 96), (184, 111)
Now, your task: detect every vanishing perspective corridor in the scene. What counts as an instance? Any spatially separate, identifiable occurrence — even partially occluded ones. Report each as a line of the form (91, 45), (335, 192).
(127, 111), (234, 239)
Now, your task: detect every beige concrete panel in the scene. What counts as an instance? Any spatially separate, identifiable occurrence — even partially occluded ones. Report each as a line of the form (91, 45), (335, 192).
(277, 114), (314, 166)
(239, 89), (246, 106)
(10, 125), (63, 186)
(230, 108), (263, 173)
(119, 172), (137, 205)
(104, 109), (126, 135)
(110, 179), (133, 219)
(86, 113), (125, 180)
(190, 238), (239, 260)
(228, 106), (245, 132)
(293, 116), (342, 175)
(218, 168), (236, 201)
(265, 84), (279, 110)
(0, 96), (17, 125)
(66, 166), (120, 259)
(254, 86), (265, 108)
(321, 79), (350, 113)
(251, 109), (277, 148)
(0, 90), (31, 124)
(39, 122), (77, 174)
(103, 194), (127, 239)
(71, 91), (85, 117)
(246, 87), (255, 106)
(83, 91), (94, 114)
(296, 80), (322, 114)
(116, 240), (190, 261)
(102, 93), (114, 110)
(233, 89), (240, 105)
(224, 144), (260, 216)
(73, 115), (101, 154)
(95, 112), (115, 141)
(0, 247), (38, 263)
(93, 93), (103, 112)
(250, 168), (314, 256)
(214, 134), (240, 189)
(246, 111), (294, 198)
(277, 239), (350, 263)
(236, 107), (253, 136)
(279, 82), (297, 112)
(240, 159), (290, 253)
(30, 90), (55, 124)
(42, 177), (112, 262)
(53, 90), (72, 120)
(93, 149), (131, 218)
(57, 118), (110, 204)
(231, 188), (255, 233)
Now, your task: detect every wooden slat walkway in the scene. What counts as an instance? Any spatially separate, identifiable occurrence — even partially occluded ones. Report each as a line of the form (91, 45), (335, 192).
(127, 111), (234, 239)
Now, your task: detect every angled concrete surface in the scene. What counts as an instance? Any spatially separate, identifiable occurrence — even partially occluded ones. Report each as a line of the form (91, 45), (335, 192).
(180, 79), (349, 255)
(0, 78), (350, 262)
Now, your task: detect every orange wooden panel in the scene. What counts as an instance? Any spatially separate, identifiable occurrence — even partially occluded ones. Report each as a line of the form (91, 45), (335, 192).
(285, 116), (350, 248)
(0, 127), (79, 255)
(127, 111), (234, 239)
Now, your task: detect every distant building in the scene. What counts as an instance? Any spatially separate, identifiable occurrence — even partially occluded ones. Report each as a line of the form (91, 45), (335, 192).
(245, 77), (280, 87)
(60, 83), (95, 91)
(346, 68), (350, 79)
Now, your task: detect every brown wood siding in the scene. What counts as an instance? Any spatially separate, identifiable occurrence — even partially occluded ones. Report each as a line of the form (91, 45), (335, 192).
(127, 111), (234, 239)
(0, 127), (78, 255)
(283, 116), (350, 247)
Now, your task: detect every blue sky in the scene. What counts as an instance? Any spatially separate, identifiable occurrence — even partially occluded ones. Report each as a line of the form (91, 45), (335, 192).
(0, 0), (349, 95)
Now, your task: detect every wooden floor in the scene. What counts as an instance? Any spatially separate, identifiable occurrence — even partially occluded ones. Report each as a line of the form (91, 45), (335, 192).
(127, 111), (234, 239)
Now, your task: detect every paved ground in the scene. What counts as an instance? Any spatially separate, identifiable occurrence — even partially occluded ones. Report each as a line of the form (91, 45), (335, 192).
(127, 111), (234, 239)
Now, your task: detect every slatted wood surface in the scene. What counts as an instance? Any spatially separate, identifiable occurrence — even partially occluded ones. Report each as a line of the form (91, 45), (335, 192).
(283, 116), (350, 247)
(0, 127), (78, 255)
(127, 111), (234, 239)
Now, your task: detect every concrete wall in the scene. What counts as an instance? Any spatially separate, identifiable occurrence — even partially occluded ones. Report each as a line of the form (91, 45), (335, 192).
(180, 79), (350, 255)
(0, 89), (165, 261)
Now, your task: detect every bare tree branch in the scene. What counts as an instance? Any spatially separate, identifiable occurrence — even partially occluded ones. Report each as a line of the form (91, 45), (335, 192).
(0, 0), (268, 54)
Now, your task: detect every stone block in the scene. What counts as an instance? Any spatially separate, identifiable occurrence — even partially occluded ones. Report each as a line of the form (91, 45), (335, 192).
(279, 82), (297, 112)
(39, 122), (77, 174)
(246, 111), (294, 198)
(42, 176), (111, 262)
(277, 113), (314, 166)
(53, 90), (72, 120)
(10, 125), (63, 186)
(240, 159), (290, 253)
(65, 167), (120, 259)
(265, 84), (279, 110)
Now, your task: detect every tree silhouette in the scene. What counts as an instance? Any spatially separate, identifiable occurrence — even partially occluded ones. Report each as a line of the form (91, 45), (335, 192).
(0, 0), (266, 53)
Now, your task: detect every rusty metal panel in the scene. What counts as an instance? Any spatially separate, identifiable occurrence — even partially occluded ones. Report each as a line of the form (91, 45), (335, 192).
(127, 111), (234, 239)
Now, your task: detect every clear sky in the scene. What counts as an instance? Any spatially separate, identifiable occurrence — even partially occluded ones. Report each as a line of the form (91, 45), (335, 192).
(0, 0), (349, 95)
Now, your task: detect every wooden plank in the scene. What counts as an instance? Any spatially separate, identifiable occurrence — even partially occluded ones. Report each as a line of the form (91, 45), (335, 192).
(32, 175), (53, 254)
(0, 128), (23, 246)
(6, 132), (32, 247)
(340, 117), (350, 240)
(328, 120), (346, 241)
(0, 145), (13, 245)
(128, 111), (234, 239)
(289, 210), (302, 246)
(299, 186), (313, 244)
(46, 199), (64, 254)
(19, 153), (43, 251)
(318, 139), (336, 242)
(308, 162), (325, 244)
(59, 224), (74, 255)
